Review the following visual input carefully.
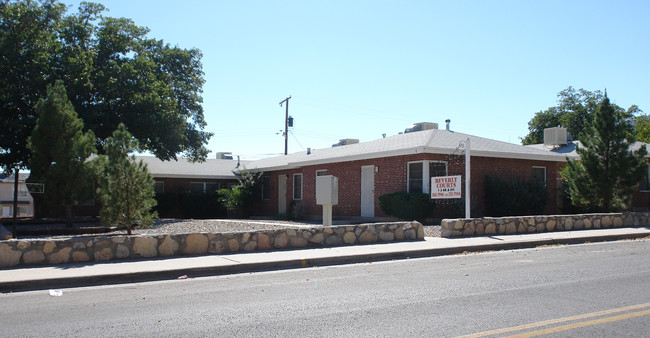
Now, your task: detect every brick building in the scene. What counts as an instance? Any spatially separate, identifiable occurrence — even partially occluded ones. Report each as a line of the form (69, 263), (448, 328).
(244, 125), (650, 220)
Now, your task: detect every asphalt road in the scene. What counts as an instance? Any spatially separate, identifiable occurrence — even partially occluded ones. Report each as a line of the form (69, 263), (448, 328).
(2, 239), (649, 337)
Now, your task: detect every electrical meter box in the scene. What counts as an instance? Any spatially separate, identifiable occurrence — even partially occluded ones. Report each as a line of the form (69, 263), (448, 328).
(316, 175), (338, 205)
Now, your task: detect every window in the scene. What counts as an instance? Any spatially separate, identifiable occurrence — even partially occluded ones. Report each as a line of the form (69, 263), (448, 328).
(408, 161), (447, 193)
(533, 167), (547, 187)
(293, 173), (303, 200)
(190, 182), (204, 193)
(17, 186), (28, 197)
(262, 176), (271, 200)
(1, 205), (29, 217)
(430, 162), (447, 178)
(18, 206), (29, 217)
(189, 182), (219, 193)
(205, 183), (219, 193)
(408, 162), (424, 193)
(154, 181), (164, 194)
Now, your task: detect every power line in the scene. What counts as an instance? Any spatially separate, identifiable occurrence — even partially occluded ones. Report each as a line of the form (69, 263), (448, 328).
(289, 130), (305, 151)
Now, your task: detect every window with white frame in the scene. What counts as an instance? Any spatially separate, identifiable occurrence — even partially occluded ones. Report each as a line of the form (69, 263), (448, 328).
(408, 162), (424, 193)
(532, 167), (547, 187)
(293, 173), (303, 200)
(407, 161), (447, 193)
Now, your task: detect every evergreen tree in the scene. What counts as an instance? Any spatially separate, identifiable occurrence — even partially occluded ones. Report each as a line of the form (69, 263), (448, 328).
(94, 124), (157, 235)
(562, 92), (648, 212)
(27, 81), (96, 226)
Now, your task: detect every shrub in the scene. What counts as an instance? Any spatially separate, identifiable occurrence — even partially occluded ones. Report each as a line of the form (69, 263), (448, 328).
(379, 192), (435, 221)
(217, 169), (263, 218)
(155, 192), (227, 219)
(484, 175), (548, 217)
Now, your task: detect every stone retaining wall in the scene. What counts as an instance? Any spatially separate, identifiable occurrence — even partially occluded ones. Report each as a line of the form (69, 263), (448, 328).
(441, 212), (650, 237)
(0, 221), (424, 268)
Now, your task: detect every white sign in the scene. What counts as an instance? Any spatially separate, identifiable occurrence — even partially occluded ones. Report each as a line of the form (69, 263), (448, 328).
(431, 175), (462, 199)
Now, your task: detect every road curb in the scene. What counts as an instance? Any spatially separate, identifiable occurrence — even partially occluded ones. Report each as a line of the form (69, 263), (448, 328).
(2, 231), (648, 292)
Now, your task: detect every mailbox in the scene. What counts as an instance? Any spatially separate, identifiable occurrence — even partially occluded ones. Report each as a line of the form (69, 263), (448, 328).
(316, 175), (338, 205)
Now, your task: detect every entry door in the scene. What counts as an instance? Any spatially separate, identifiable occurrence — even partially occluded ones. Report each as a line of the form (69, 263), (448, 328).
(361, 165), (375, 217)
(278, 175), (287, 214)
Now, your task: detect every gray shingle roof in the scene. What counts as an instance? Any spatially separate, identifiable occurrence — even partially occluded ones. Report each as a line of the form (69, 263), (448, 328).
(244, 129), (570, 171)
(137, 156), (246, 179)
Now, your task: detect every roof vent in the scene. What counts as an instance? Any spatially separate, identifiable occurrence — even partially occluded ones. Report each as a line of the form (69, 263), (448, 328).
(543, 127), (569, 146)
(404, 122), (438, 133)
(216, 152), (234, 160)
(332, 139), (359, 147)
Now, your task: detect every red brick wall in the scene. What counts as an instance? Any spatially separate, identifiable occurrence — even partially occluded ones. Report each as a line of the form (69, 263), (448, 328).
(254, 153), (564, 219)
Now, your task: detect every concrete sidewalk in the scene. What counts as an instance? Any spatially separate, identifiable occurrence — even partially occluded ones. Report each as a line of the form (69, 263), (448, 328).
(1, 227), (649, 292)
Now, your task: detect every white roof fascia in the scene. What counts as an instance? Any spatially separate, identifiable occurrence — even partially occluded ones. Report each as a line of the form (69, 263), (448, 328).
(291, 146), (568, 167)
(468, 150), (568, 162)
(287, 147), (428, 167)
(152, 174), (238, 180)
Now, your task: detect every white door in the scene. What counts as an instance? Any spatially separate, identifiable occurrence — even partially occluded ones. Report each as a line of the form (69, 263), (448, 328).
(278, 175), (287, 214)
(361, 165), (375, 217)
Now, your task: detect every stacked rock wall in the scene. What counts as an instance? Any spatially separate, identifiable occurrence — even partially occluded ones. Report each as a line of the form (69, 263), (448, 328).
(441, 212), (650, 237)
(0, 221), (424, 268)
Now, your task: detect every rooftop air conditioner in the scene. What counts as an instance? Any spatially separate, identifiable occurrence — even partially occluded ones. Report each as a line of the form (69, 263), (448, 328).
(543, 127), (568, 146)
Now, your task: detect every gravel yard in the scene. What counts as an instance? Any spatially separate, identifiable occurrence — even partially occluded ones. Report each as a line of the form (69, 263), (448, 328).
(14, 218), (441, 238)
(135, 219), (441, 237)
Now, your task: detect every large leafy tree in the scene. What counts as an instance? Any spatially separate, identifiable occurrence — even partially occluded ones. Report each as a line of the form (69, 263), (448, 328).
(27, 80), (96, 226)
(634, 114), (650, 143)
(1, 0), (211, 169)
(561, 93), (648, 212)
(94, 123), (157, 235)
(0, 0), (66, 171)
(522, 87), (644, 145)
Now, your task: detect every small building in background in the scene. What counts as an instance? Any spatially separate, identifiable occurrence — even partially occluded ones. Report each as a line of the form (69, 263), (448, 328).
(0, 173), (33, 219)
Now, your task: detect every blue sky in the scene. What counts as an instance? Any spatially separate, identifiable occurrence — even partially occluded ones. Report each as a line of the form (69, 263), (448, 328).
(64, 0), (650, 160)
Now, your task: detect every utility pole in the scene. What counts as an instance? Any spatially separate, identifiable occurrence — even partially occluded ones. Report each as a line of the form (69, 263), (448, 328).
(12, 167), (19, 239)
(279, 96), (291, 155)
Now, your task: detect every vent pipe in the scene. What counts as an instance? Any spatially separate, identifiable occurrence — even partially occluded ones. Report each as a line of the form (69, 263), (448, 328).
(445, 119), (451, 131)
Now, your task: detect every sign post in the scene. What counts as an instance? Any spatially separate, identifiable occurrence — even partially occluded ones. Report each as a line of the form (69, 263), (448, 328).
(316, 175), (338, 227)
(465, 137), (471, 219)
(431, 137), (471, 219)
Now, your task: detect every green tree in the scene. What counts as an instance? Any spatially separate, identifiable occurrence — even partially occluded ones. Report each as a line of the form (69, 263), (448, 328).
(27, 80), (97, 226)
(218, 170), (262, 218)
(1, 0), (211, 165)
(0, 0), (66, 171)
(94, 124), (157, 235)
(522, 87), (643, 145)
(561, 93), (648, 212)
(634, 113), (650, 143)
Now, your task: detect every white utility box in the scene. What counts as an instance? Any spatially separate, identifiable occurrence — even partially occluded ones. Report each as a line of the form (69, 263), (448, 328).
(316, 175), (338, 205)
